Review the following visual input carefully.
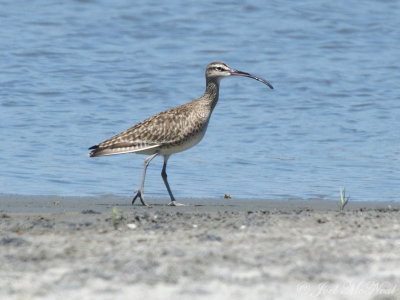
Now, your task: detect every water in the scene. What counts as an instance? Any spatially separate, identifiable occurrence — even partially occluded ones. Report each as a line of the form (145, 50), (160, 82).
(1, 0), (399, 202)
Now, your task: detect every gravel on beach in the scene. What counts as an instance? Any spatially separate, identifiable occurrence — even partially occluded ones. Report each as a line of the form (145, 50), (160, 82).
(1, 195), (399, 299)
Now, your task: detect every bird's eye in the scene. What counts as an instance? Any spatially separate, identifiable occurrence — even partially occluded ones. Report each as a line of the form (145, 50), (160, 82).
(215, 67), (224, 71)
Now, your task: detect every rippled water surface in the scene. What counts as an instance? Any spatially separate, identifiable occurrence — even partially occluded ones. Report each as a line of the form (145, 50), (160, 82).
(1, 0), (399, 202)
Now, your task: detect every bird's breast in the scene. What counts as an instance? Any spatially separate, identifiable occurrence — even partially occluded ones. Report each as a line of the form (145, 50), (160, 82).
(160, 118), (209, 156)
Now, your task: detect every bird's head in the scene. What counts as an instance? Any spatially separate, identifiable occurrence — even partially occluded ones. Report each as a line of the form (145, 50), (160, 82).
(205, 62), (273, 89)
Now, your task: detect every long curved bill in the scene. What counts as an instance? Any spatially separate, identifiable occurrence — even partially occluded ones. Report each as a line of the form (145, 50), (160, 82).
(230, 69), (274, 89)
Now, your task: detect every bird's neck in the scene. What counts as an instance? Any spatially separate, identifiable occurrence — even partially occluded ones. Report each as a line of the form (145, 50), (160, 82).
(203, 78), (220, 111)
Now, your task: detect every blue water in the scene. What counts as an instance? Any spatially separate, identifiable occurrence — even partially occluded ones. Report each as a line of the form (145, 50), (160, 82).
(1, 0), (399, 202)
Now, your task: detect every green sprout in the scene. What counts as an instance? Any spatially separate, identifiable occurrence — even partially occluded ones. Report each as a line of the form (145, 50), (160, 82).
(112, 206), (119, 230)
(340, 187), (350, 211)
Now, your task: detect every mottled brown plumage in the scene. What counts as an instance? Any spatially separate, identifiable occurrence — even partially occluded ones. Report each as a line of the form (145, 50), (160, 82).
(89, 95), (213, 157)
(89, 62), (273, 206)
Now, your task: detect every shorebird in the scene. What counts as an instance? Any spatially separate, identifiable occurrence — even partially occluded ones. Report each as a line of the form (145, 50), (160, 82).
(89, 62), (273, 206)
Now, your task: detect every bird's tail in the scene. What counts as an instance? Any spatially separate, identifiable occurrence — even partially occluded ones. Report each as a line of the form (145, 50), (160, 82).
(88, 145), (101, 157)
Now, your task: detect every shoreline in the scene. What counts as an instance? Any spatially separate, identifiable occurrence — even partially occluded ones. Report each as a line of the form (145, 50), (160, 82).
(1, 194), (399, 213)
(1, 195), (399, 299)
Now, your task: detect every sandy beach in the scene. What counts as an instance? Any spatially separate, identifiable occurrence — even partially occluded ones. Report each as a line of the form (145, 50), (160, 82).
(1, 195), (399, 299)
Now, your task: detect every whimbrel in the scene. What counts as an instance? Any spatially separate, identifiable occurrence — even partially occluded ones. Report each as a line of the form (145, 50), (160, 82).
(89, 62), (273, 206)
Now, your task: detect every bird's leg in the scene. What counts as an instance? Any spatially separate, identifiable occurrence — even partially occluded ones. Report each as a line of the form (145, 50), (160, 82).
(132, 152), (159, 206)
(162, 156), (185, 206)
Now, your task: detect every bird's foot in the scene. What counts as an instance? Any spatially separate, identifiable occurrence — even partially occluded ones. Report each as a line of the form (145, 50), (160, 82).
(132, 190), (151, 207)
(168, 201), (185, 206)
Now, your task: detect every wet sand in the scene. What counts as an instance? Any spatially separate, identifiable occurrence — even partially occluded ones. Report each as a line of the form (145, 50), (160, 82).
(1, 195), (399, 299)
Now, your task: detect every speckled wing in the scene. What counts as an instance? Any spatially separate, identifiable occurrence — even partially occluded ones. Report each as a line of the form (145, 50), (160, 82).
(89, 101), (206, 157)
